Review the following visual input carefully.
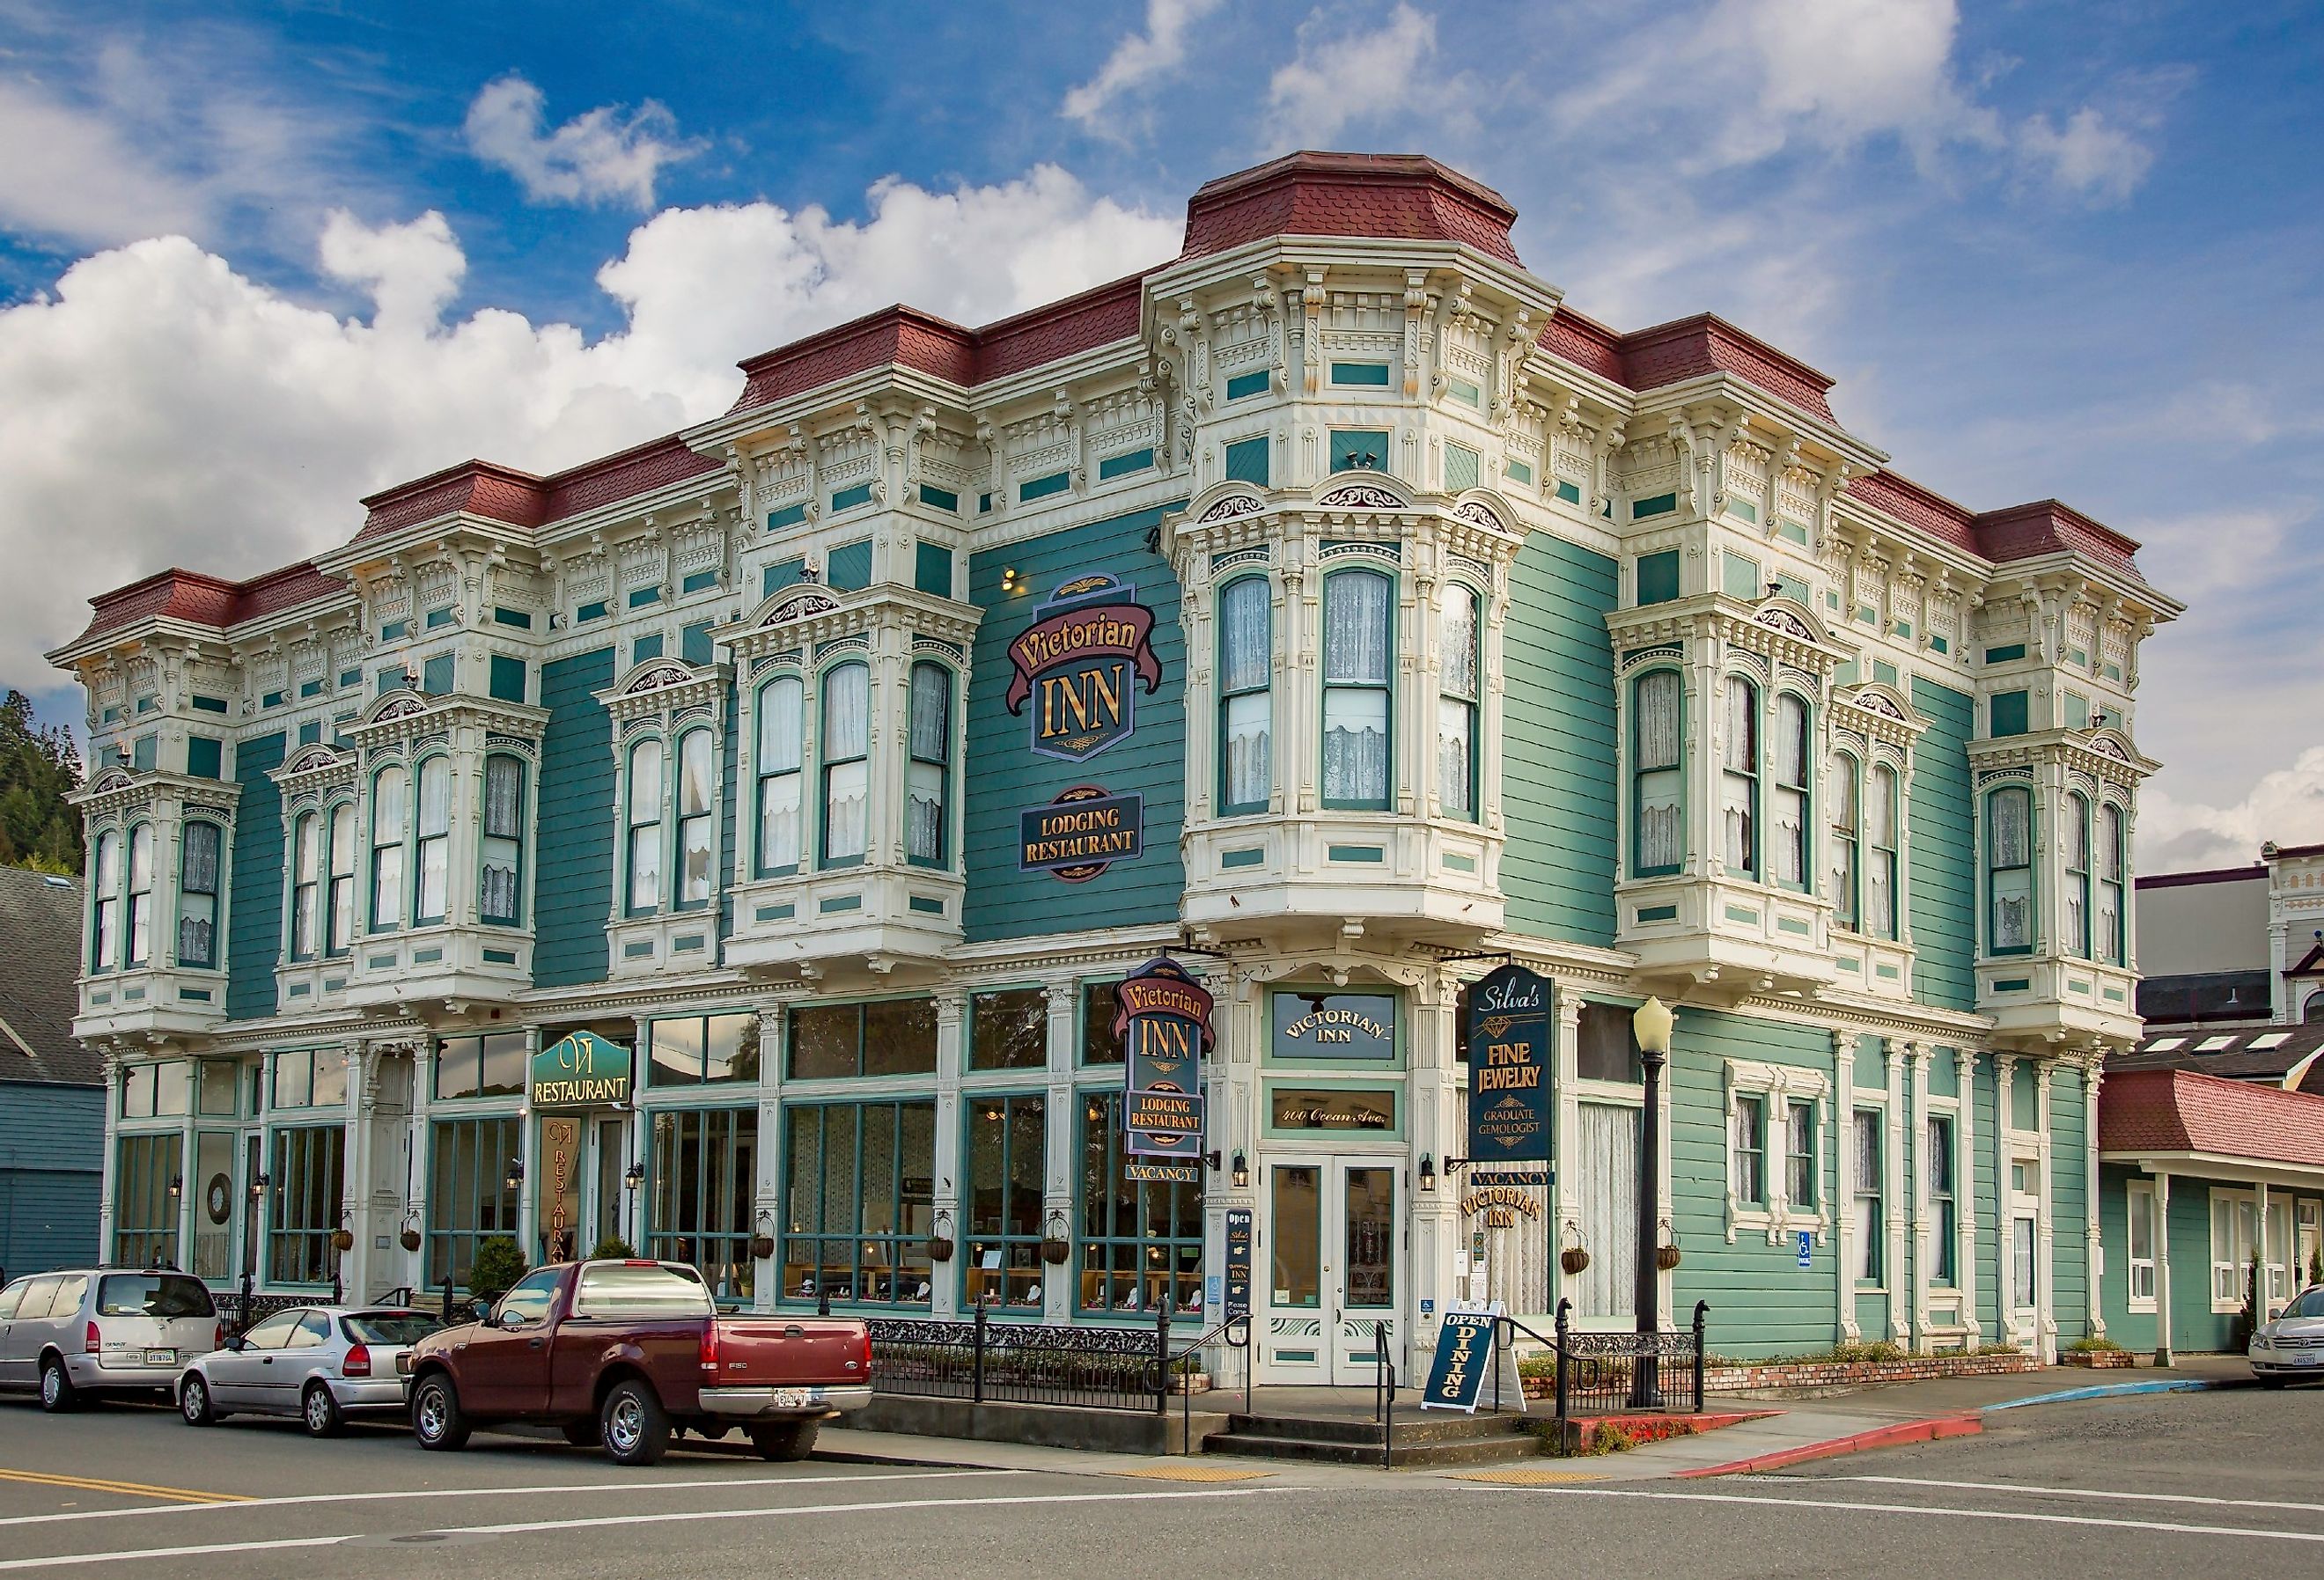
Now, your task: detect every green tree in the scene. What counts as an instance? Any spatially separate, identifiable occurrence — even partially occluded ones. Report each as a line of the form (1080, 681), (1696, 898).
(0, 691), (83, 874)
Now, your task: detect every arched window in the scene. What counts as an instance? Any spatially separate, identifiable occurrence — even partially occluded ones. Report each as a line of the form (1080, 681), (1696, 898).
(1770, 694), (1810, 889)
(1632, 670), (1683, 877)
(2063, 792), (2092, 959)
(626, 738), (665, 915)
(907, 662), (952, 866)
(178, 821), (221, 969)
(91, 829), (120, 971)
(1987, 785), (2034, 955)
(1829, 755), (1859, 929)
(1866, 763), (1899, 940)
(481, 756), (525, 926)
(1720, 676), (1759, 878)
(290, 812), (321, 959)
(125, 823), (154, 966)
(1321, 569), (1392, 809)
(820, 661), (870, 866)
(326, 803), (355, 954)
(370, 765), (407, 933)
(754, 675), (804, 877)
(675, 730), (715, 908)
(2306, 992), (2324, 1025)
(2099, 803), (2127, 966)
(1437, 584), (1480, 820)
(415, 757), (452, 924)
(1217, 576), (1272, 816)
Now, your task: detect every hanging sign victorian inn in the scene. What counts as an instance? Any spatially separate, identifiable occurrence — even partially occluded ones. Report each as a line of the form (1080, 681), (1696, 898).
(1465, 964), (1552, 1175)
(1114, 956), (1215, 1183)
(1004, 574), (1162, 761)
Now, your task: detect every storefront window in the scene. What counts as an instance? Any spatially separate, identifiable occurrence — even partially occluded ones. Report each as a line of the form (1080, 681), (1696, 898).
(648, 1107), (758, 1301)
(114, 1131), (181, 1269)
(781, 1101), (935, 1305)
(195, 1058), (240, 1116)
(788, 998), (938, 1078)
(1081, 981), (1124, 1065)
(1575, 1002), (1644, 1084)
(650, 1012), (760, 1086)
(268, 1125), (345, 1284)
(121, 1060), (190, 1118)
(965, 1093), (1046, 1308)
(271, 1048), (348, 1111)
(427, 1116), (521, 1290)
(1077, 1091), (1202, 1316)
(434, 1033), (526, 1101)
(969, 988), (1048, 1071)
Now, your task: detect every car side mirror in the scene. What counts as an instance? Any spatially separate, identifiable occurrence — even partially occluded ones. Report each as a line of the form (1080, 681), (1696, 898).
(499, 1308), (529, 1329)
(224, 1336), (246, 1352)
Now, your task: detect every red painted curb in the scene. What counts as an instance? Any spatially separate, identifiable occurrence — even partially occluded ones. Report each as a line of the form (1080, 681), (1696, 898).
(1670, 1414), (1983, 1478)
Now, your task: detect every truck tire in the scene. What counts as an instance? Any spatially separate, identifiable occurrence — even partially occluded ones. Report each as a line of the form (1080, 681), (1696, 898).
(748, 1421), (819, 1462)
(411, 1374), (471, 1451)
(600, 1378), (671, 1466)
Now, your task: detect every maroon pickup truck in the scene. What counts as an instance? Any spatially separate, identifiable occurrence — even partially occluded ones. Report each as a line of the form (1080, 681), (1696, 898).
(402, 1260), (871, 1466)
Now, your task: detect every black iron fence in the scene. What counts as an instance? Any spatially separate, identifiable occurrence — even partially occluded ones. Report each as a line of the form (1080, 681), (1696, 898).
(1487, 1298), (1708, 1432)
(870, 1304), (1189, 1414)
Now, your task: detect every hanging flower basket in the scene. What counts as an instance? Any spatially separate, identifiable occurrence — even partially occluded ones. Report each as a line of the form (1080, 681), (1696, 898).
(1656, 1244), (1682, 1272)
(748, 1234), (776, 1260)
(1040, 1238), (1072, 1266)
(1560, 1246), (1592, 1276)
(927, 1236), (954, 1262)
(329, 1228), (355, 1253)
(399, 1227), (423, 1253)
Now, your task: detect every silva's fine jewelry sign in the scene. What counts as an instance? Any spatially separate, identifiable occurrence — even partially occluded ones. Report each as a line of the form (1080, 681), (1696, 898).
(1271, 991), (1396, 1060)
(530, 1031), (633, 1109)
(1225, 1207), (1253, 1321)
(1116, 956), (1214, 1161)
(1465, 963), (1552, 1166)
(1003, 574), (1162, 761)
(1017, 785), (1144, 880)
(1269, 1087), (1396, 1132)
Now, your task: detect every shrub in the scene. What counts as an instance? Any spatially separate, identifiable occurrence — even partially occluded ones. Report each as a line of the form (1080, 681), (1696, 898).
(1827, 1341), (1908, 1364)
(1975, 1342), (2022, 1356)
(1590, 1420), (1636, 1454)
(467, 1238), (527, 1303)
(2066, 1336), (2124, 1354)
(588, 1236), (636, 1260)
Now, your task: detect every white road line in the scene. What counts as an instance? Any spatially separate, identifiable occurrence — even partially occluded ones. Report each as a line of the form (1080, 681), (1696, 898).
(1818, 1475), (2324, 1516)
(0, 1486), (1286, 1572)
(1500, 1486), (2324, 1545)
(0, 1468), (1019, 1530)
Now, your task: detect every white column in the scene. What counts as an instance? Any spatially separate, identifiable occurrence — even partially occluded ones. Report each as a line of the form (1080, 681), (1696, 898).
(1409, 970), (1461, 1349)
(405, 1040), (433, 1295)
(1906, 1040), (1931, 1347)
(1883, 1038), (1908, 1346)
(1553, 990), (1585, 1316)
(1955, 1047), (1981, 1344)
(930, 992), (965, 1320)
(754, 1004), (784, 1314)
(340, 1040), (372, 1301)
(1041, 981), (1077, 1324)
(1834, 1029), (1859, 1343)
(1996, 1053), (2019, 1343)
(2256, 1178), (2272, 1323)
(2034, 1059), (2057, 1363)
(2152, 1168), (2174, 1365)
(2084, 1060), (2106, 1338)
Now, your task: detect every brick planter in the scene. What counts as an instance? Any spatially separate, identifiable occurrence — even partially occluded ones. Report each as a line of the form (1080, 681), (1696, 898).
(2061, 1349), (2136, 1368)
(1522, 1350), (2041, 1399)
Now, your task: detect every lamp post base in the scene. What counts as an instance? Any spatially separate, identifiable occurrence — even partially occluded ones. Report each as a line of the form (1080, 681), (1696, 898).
(1626, 1355), (1664, 1411)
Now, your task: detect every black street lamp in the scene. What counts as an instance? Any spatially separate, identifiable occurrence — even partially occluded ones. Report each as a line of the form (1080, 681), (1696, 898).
(1629, 996), (1675, 1408)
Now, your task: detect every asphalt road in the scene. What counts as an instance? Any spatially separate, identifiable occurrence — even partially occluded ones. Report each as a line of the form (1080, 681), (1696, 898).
(1, 1386), (2320, 1577)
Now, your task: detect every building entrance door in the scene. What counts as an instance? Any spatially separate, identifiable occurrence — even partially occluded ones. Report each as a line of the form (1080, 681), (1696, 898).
(586, 1117), (632, 1254)
(1259, 1157), (1401, 1385)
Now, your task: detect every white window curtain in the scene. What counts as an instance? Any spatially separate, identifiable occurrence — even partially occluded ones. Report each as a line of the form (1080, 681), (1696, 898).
(907, 663), (950, 865)
(178, 821), (220, 968)
(1989, 787), (2032, 951)
(821, 663), (870, 863)
(1771, 694), (1808, 888)
(92, 830), (119, 970)
(1830, 756), (1859, 928)
(481, 757), (523, 924)
(1730, 1095), (1765, 1203)
(755, 676), (803, 875)
(370, 765), (407, 932)
(1322, 573), (1391, 805)
(327, 803), (356, 953)
(415, 757), (451, 922)
(290, 812), (320, 959)
(1927, 1116), (1958, 1284)
(1851, 1110), (1881, 1282)
(2099, 805), (2126, 966)
(626, 738), (665, 913)
(1634, 671), (1683, 873)
(677, 730), (715, 906)
(1867, 764), (1898, 938)
(1436, 584), (1479, 819)
(2063, 794), (2091, 958)
(1575, 1103), (1638, 1319)
(125, 823), (153, 966)
(1219, 578), (1272, 813)
(1720, 676), (1758, 876)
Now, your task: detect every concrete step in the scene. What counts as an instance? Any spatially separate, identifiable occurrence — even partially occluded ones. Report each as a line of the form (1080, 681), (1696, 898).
(1208, 1427), (1544, 1468)
(1223, 1410), (1536, 1446)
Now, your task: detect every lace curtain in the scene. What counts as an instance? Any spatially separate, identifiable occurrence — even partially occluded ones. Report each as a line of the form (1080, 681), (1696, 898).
(1436, 695), (1473, 815)
(1829, 757), (1858, 925)
(1220, 577), (1271, 694)
(1438, 585), (1478, 700)
(1852, 1112), (1881, 1282)
(1324, 572), (1389, 684)
(178, 822), (218, 965)
(1989, 787), (2031, 950)
(1866, 765), (1896, 937)
(908, 666), (949, 863)
(1770, 696), (1807, 886)
(822, 664), (871, 861)
(481, 756), (522, 924)
(1635, 671), (1682, 871)
(757, 677), (803, 873)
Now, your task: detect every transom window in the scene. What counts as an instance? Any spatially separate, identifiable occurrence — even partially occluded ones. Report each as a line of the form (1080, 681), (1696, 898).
(1321, 570), (1392, 809)
(788, 999), (938, 1079)
(648, 1011), (761, 1085)
(969, 988), (1048, 1072)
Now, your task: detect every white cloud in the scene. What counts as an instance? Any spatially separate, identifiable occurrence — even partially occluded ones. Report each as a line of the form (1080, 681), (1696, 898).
(1261, 3), (1438, 152)
(2016, 107), (2154, 204)
(462, 74), (702, 210)
(2139, 747), (2324, 873)
(1063, 0), (1225, 132)
(0, 169), (1177, 689)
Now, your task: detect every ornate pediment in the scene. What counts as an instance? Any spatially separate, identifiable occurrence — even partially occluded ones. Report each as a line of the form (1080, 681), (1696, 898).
(621, 659), (701, 696)
(1195, 490), (1266, 524)
(762, 591), (840, 627)
(1315, 481), (1406, 511)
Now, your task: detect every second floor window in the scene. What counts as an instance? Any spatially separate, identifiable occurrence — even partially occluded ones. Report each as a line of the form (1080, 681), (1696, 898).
(1770, 694), (1809, 889)
(126, 823), (153, 966)
(2064, 791), (2092, 958)
(1217, 576), (1271, 816)
(1830, 756), (1859, 928)
(1720, 676), (1758, 878)
(480, 756), (524, 925)
(92, 829), (120, 970)
(1987, 785), (2033, 954)
(906, 662), (951, 866)
(677, 730), (714, 908)
(291, 812), (322, 959)
(1321, 570), (1391, 809)
(1437, 584), (1479, 819)
(179, 821), (221, 968)
(327, 803), (355, 952)
(821, 660), (870, 866)
(626, 738), (664, 914)
(1632, 671), (1682, 877)
(1866, 763), (1899, 939)
(415, 757), (451, 923)
(2099, 804), (2127, 966)
(755, 675), (804, 876)
(371, 766), (405, 932)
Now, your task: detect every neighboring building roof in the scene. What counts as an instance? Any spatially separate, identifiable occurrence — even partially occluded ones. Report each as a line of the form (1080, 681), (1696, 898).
(2137, 863), (2269, 892)
(2098, 1067), (2324, 1171)
(2136, 970), (2277, 1026)
(2113, 1020), (2324, 1084)
(0, 867), (100, 1086)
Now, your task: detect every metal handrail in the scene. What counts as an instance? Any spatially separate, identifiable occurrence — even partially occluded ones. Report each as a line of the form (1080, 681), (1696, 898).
(1164, 1312), (1253, 1455)
(1373, 1320), (1395, 1469)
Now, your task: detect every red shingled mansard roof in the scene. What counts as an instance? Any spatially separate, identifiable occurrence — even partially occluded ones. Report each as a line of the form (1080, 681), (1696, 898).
(1179, 151), (1522, 266)
(2098, 1067), (2324, 1171)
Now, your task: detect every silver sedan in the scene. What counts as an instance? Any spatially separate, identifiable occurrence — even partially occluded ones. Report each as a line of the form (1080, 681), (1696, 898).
(2250, 1284), (2324, 1387)
(178, 1306), (443, 1436)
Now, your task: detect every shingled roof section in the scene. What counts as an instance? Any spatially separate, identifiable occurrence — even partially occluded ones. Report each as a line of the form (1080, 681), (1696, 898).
(542, 433), (724, 520)
(2098, 1067), (2324, 1171)
(975, 274), (1145, 384)
(730, 306), (979, 414)
(67, 559), (352, 650)
(1971, 499), (2144, 577)
(0, 867), (99, 1086)
(1843, 471), (1982, 555)
(356, 459), (551, 542)
(1537, 308), (1626, 384)
(1180, 151), (1522, 267)
(1615, 315), (1838, 423)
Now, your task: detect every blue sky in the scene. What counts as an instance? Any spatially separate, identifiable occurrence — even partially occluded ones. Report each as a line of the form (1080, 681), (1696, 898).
(1, 0), (2317, 868)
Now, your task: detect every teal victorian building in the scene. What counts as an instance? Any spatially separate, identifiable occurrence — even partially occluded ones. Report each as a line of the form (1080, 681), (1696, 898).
(49, 153), (2184, 1374)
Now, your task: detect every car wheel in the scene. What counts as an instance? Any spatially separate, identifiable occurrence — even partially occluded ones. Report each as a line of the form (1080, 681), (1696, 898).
(410, 1374), (470, 1451)
(180, 1374), (218, 1426)
(562, 1420), (602, 1448)
(38, 1356), (77, 1414)
(748, 1421), (819, 1462)
(302, 1383), (344, 1437)
(600, 1379), (671, 1467)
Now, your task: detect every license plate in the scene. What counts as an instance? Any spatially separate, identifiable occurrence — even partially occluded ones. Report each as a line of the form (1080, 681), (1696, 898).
(768, 1388), (811, 1410)
(2296, 1354), (2318, 1367)
(143, 1349), (174, 1366)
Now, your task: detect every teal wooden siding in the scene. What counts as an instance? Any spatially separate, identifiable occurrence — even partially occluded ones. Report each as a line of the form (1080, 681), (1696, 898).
(533, 648), (617, 988)
(2166, 1180), (2235, 1352)
(2097, 1163), (2150, 1352)
(1667, 1010), (1839, 1354)
(1908, 677), (1975, 1011)
(963, 503), (1186, 943)
(226, 731), (286, 1019)
(1856, 1291), (1890, 1341)
(1971, 1054), (2002, 1335)
(1499, 533), (1618, 946)
(0, 1080), (102, 1274)
(2048, 1068), (2090, 1341)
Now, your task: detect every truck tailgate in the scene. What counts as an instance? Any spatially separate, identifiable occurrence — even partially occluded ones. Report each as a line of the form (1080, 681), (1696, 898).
(708, 1317), (868, 1388)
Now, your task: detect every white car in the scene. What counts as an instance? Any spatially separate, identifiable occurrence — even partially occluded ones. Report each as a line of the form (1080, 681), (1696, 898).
(2249, 1284), (2324, 1387)
(178, 1306), (441, 1436)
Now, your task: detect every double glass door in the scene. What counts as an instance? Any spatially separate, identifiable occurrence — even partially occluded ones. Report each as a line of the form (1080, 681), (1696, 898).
(1262, 1159), (1400, 1384)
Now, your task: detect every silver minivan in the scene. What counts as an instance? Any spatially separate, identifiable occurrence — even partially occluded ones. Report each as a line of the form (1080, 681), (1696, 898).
(0, 1270), (221, 1411)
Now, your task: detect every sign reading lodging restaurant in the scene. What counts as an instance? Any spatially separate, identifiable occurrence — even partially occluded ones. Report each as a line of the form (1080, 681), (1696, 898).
(56, 151), (2180, 1385)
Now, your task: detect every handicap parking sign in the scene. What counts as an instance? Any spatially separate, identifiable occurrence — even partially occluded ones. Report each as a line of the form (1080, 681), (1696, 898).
(1796, 1231), (1813, 1268)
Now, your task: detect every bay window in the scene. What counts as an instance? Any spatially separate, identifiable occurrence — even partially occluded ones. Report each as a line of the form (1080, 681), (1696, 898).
(414, 757), (451, 923)
(480, 754), (524, 925)
(625, 738), (664, 914)
(676, 728), (714, 908)
(1770, 693), (1809, 889)
(1986, 785), (2034, 954)
(326, 803), (355, 953)
(1217, 576), (1272, 816)
(906, 662), (951, 866)
(1437, 583), (1480, 819)
(2064, 791), (2092, 958)
(125, 823), (153, 966)
(754, 675), (804, 876)
(2099, 804), (2127, 966)
(92, 829), (120, 970)
(1720, 676), (1758, 878)
(1867, 764), (1899, 939)
(1320, 570), (1392, 809)
(290, 812), (320, 959)
(370, 765), (407, 932)
(820, 660), (870, 865)
(1631, 671), (1684, 877)
(1830, 756), (1859, 928)
(178, 820), (221, 968)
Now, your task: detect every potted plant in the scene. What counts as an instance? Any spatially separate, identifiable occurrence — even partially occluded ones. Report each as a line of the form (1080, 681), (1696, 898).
(748, 1233), (776, 1260)
(1560, 1229), (1591, 1277)
(399, 1226), (423, 1253)
(329, 1226), (355, 1253)
(467, 1236), (527, 1306)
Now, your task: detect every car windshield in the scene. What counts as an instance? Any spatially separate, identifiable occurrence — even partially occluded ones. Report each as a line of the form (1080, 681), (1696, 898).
(97, 1274), (215, 1319)
(571, 1262), (714, 1318)
(2286, 1288), (2324, 1320)
(342, 1312), (444, 1344)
